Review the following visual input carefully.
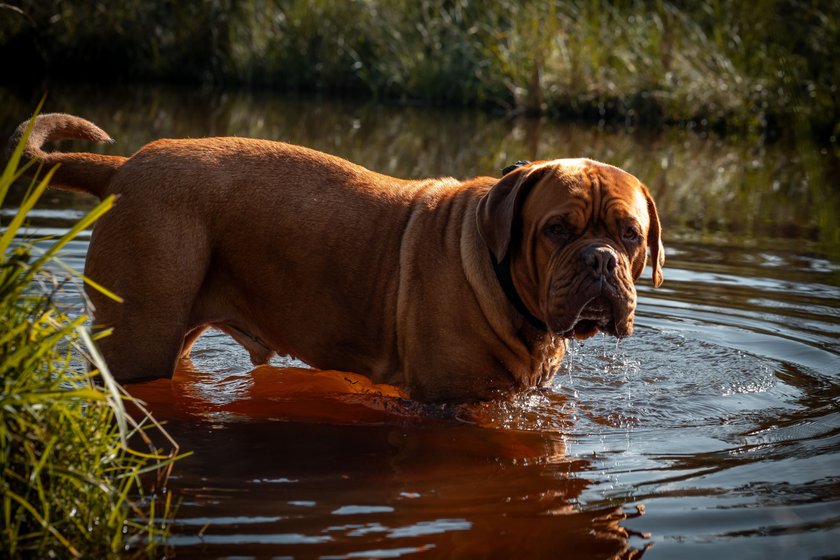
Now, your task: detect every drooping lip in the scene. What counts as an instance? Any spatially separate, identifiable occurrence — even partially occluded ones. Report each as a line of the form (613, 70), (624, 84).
(547, 275), (636, 340)
(559, 295), (618, 339)
(544, 259), (637, 339)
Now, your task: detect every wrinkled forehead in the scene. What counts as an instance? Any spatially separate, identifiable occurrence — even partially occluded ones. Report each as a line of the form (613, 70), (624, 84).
(526, 158), (649, 226)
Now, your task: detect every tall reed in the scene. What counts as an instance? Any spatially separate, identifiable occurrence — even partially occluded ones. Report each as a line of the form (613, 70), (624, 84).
(0, 111), (183, 558)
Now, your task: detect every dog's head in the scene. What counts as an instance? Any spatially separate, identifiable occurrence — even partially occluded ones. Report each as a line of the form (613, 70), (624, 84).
(477, 159), (664, 339)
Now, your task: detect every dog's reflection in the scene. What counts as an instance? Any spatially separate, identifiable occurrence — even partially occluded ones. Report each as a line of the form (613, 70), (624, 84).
(126, 365), (650, 559)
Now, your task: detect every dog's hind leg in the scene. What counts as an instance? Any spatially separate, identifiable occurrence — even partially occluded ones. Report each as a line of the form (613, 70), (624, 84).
(90, 294), (199, 382)
(84, 214), (211, 383)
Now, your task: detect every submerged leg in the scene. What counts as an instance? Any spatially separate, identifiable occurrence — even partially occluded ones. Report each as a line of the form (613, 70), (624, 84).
(215, 323), (276, 366)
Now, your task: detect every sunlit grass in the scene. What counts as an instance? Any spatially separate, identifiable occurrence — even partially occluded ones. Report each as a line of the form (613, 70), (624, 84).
(1, 109), (185, 558)
(2, 0), (837, 138)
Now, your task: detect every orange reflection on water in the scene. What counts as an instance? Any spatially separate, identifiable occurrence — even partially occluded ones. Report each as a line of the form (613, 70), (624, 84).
(125, 365), (650, 559)
(126, 365), (427, 425)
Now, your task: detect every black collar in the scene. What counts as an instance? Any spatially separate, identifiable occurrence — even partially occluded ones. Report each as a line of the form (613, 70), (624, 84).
(489, 250), (547, 332)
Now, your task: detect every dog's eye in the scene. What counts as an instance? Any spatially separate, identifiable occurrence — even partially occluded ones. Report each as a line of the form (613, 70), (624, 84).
(547, 223), (570, 239)
(622, 226), (641, 243)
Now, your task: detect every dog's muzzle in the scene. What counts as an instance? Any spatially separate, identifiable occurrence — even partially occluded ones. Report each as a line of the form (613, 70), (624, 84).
(551, 244), (635, 340)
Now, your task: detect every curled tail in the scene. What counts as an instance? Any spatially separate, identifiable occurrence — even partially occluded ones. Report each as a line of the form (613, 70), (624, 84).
(9, 113), (127, 200)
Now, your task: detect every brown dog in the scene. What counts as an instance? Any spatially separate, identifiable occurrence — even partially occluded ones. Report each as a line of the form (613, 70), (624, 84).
(12, 113), (664, 402)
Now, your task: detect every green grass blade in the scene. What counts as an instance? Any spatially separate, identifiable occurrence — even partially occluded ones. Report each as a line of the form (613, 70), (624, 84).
(26, 194), (114, 278)
(0, 97), (45, 202)
(46, 255), (124, 303)
(1, 102), (182, 558)
(77, 326), (128, 444)
(0, 165), (57, 257)
(2, 490), (80, 557)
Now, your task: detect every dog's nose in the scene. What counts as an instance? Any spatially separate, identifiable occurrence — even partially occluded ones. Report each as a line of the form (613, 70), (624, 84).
(583, 246), (617, 277)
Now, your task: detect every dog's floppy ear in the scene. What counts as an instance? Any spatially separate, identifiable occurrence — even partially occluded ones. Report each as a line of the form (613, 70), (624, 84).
(642, 185), (665, 287)
(476, 165), (546, 261)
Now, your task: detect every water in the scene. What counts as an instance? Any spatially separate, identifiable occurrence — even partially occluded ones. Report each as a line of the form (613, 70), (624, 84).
(2, 85), (839, 559)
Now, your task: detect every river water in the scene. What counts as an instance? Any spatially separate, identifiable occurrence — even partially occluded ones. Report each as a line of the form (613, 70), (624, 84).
(2, 85), (839, 559)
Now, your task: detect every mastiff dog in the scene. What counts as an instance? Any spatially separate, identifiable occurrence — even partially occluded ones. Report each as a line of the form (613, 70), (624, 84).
(12, 114), (664, 402)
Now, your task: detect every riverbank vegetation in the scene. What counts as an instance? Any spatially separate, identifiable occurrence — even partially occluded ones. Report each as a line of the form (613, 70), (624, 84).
(0, 116), (182, 558)
(1, 0), (838, 140)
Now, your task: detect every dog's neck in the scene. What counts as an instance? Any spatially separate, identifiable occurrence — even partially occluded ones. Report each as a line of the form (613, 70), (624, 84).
(486, 248), (567, 389)
(488, 250), (547, 332)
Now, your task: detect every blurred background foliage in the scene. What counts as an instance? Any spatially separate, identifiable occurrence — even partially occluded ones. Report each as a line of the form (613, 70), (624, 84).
(1, 86), (837, 251)
(1, 0), (838, 141)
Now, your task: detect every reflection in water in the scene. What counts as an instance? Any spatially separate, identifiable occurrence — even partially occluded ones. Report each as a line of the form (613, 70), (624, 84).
(3, 84), (840, 558)
(2, 84), (838, 252)
(128, 368), (650, 559)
